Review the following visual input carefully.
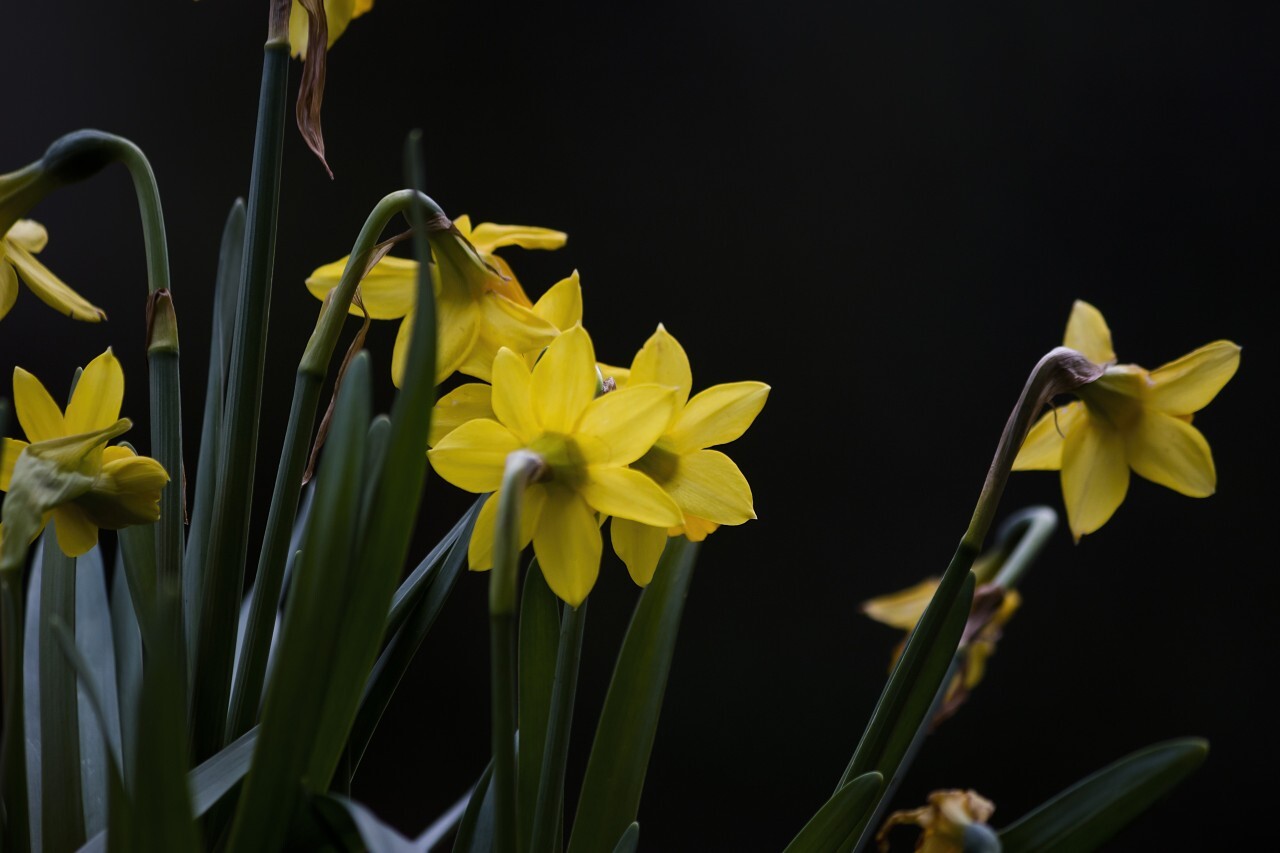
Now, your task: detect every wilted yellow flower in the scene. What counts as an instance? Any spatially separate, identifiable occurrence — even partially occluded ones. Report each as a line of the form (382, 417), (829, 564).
(304, 216), (565, 386)
(877, 789), (996, 853)
(1, 349), (167, 557)
(1, 219), (105, 322)
(609, 325), (768, 585)
(288, 0), (375, 57)
(428, 326), (682, 605)
(1013, 300), (1241, 540)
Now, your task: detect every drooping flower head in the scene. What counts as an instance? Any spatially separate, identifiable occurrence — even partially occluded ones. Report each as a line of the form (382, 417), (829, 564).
(1, 349), (167, 560)
(1013, 300), (1240, 540)
(428, 326), (683, 605)
(304, 215), (566, 386)
(876, 790), (997, 853)
(609, 325), (769, 585)
(1, 219), (105, 323)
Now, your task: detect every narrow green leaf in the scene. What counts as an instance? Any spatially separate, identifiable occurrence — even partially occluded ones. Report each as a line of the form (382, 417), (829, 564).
(110, 547), (141, 789)
(385, 496), (479, 638)
(189, 727), (259, 816)
(39, 529), (86, 850)
(453, 762), (496, 853)
(184, 197), (245, 670)
(611, 822), (640, 853)
(225, 353), (372, 853)
(20, 548), (42, 852)
(348, 501), (479, 772)
(529, 597), (587, 853)
(417, 790), (471, 851)
(566, 538), (700, 853)
(783, 772), (883, 853)
(998, 738), (1208, 853)
(313, 794), (419, 853)
(519, 559), (561, 849)
(75, 546), (121, 837)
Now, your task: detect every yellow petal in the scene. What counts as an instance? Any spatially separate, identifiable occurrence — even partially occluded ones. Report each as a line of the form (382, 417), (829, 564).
(1148, 341), (1241, 415)
(353, 0), (374, 17)
(666, 381), (770, 455)
(305, 254), (419, 319)
(2, 438), (29, 491)
(1127, 411), (1216, 497)
(65, 349), (124, 434)
(1, 259), (16, 319)
(660, 449), (755, 526)
(1012, 402), (1083, 471)
(1063, 300), (1116, 365)
(4, 240), (105, 322)
(531, 326), (597, 433)
(76, 454), (169, 528)
(533, 489), (601, 606)
(13, 366), (66, 442)
(429, 383), (494, 447)
(1060, 412), (1129, 540)
(101, 445), (136, 464)
(392, 296), (482, 388)
(582, 467), (682, 528)
(289, 0), (357, 57)
(674, 515), (719, 542)
(628, 324), (692, 408)
(6, 220), (49, 252)
(532, 271), (583, 332)
(861, 577), (941, 631)
(427, 419), (524, 493)
(468, 486), (545, 572)
(467, 222), (568, 254)
(479, 253), (534, 308)
(52, 503), (98, 557)
(610, 518), (669, 586)
(577, 385), (678, 467)
(491, 348), (540, 444)
(474, 293), (558, 368)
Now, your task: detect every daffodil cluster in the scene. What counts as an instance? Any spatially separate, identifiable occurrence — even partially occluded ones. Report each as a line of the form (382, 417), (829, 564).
(305, 218), (768, 605)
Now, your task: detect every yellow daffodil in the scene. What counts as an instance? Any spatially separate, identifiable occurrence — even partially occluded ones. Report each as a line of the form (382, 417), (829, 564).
(427, 326), (683, 605)
(1013, 300), (1241, 540)
(863, 575), (1020, 725)
(877, 790), (996, 853)
(305, 216), (565, 386)
(0, 349), (168, 558)
(288, 0), (374, 57)
(1, 219), (105, 323)
(608, 325), (768, 585)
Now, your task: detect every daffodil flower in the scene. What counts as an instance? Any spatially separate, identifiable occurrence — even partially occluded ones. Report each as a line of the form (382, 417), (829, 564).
(1, 350), (168, 558)
(876, 789), (996, 853)
(1013, 300), (1241, 540)
(862, 574), (1020, 725)
(608, 325), (769, 585)
(288, 0), (375, 58)
(305, 216), (565, 386)
(1, 219), (105, 322)
(427, 326), (683, 605)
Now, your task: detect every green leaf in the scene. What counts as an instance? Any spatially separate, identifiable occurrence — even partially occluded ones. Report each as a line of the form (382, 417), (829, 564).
(348, 501), (479, 773)
(39, 529), (86, 850)
(782, 773), (882, 853)
(189, 727), (259, 816)
(998, 738), (1208, 853)
(528, 598), (587, 853)
(566, 537), (700, 853)
(74, 546), (121, 838)
(21, 547), (42, 852)
(312, 794), (419, 853)
(110, 547), (142, 789)
(611, 822), (640, 853)
(519, 559), (560, 848)
(385, 497), (479, 638)
(184, 197), (245, 671)
(453, 762), (496, 853)
(225, 352), (372, 853)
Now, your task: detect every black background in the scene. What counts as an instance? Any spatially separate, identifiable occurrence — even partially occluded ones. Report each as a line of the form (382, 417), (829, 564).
(3, 1), (1276, 849)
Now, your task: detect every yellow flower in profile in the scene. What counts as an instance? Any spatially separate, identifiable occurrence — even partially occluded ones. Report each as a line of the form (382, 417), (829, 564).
(1, 219), (105, 322)
(1013, 300), (1241, 540)
(877, 790), (996, 853)
(304, 216), (565, 386)
(1, 349), (168, 557)
(427, 326), (683, 605)
(862, 574), (1020, 725)
(288, 0), (375, 57)
(609, 325), (768, 585)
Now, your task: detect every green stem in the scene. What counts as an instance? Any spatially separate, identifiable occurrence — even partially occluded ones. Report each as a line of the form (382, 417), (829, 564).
(492, 451), (546, 853)
(226, 189), (444, 743)
(990, 505), (1058, 590)
(39, 535), (85, 851)
(189, 40), (289, 761)
(0, 570), (30, 853)
(529, 600), (588, 853)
